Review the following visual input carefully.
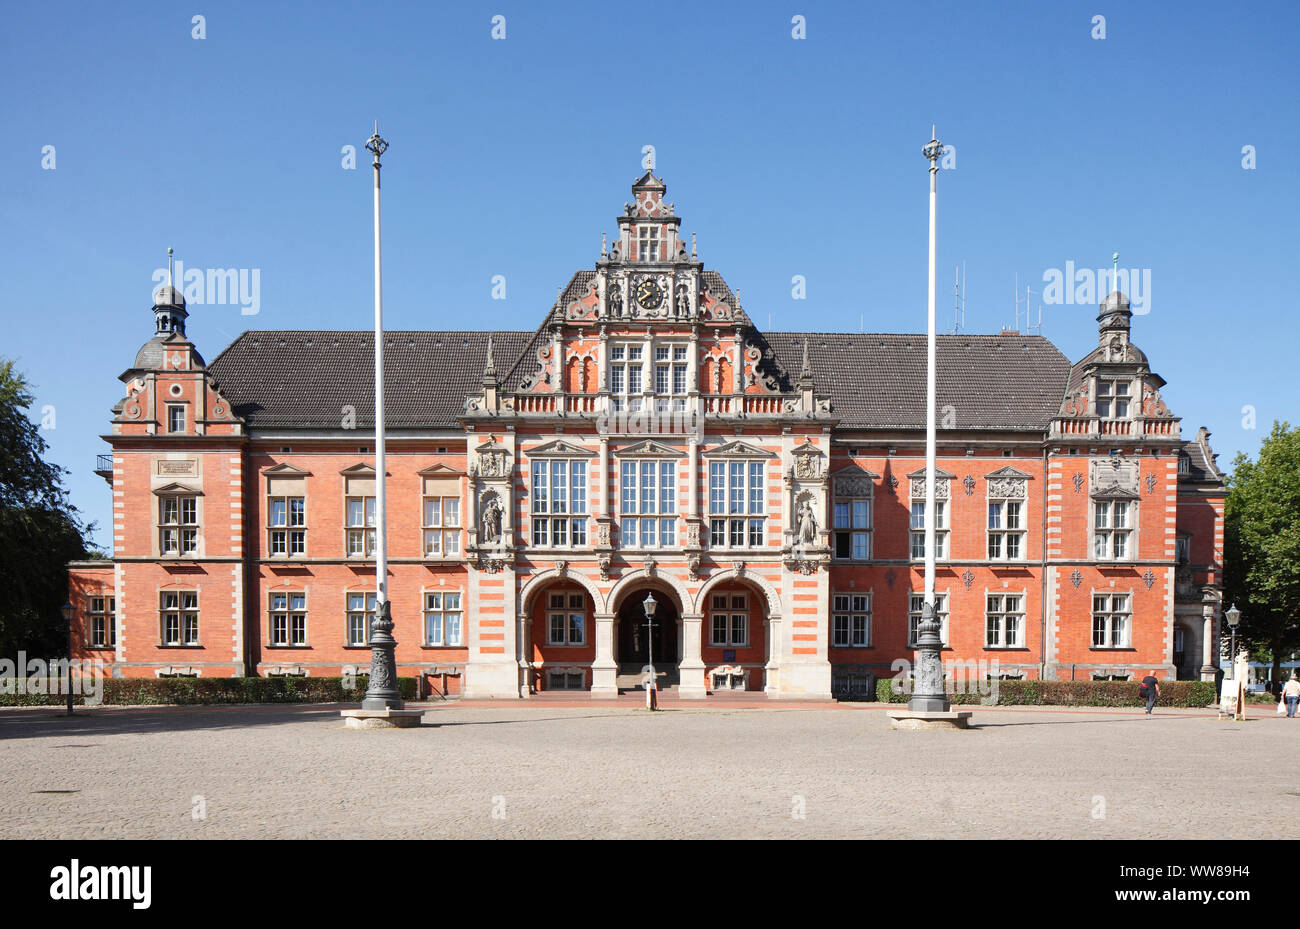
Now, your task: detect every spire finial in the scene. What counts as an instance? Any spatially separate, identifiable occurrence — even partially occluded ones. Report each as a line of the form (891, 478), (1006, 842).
(801, 337), (810, 376)
(365, 122), (389, 166)
(167, 247), (174, 287)
(484, 335), (496, 378)
(1113, 251), (1120, 294)
(601, 231), (607, 258)
(691, 231), (697, 260)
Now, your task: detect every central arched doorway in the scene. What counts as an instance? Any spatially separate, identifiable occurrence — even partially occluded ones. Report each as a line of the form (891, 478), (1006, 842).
(615, 587), (680, 688)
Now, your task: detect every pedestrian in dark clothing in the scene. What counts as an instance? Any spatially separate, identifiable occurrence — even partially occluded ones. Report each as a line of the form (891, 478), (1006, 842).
(1139, 672), (1160, 714)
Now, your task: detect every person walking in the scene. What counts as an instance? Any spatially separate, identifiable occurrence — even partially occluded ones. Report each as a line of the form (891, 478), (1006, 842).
(1139, 672), (1160, 715)
(1283, 673), (1300, 718)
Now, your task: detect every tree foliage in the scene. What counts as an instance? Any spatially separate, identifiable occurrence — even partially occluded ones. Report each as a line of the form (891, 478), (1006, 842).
(0, 358), (90, 657)
(1223, 420), (1300, 685)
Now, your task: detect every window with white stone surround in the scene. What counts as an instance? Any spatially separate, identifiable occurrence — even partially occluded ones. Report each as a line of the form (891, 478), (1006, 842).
(159, 494), (199, 556)
(986, 470), (1029, 562)
(1092, 593), (1131, 648)
(1093, 500), (1134, 560)
(709, 593), (749, 647)
(832, 594), (872, 647)
(531, 458), (589, 548)
(985, 593), (1024, 648)
(160, 591), (199, 646)
(87, 595), (115, 648)
(619, 459), (677, 548)
(1095, 378), (1131, 419)
(707, 452), (767, 549)
(609, 343), (644, 411)
(908, 471), (951, 561)
(908, 593), (949, 647)
(547, 592), (586, 646)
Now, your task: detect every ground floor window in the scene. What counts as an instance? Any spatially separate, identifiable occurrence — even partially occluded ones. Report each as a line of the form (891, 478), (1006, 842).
(424, 591), (463, 646)
(832, 669), (874, 698)
(270, 592), (307, 646)
(908, 593), (949, 647)
(160, 591), (199, 646)
(831, 594), (871, 647)
(548, 592), (586, 646)
(985, 594), (1024, 648)
(87, 595), (115, 647)
(347, 592), (378, 646)
(709, 594), (749, 646)
(1092, 594), (1131, 648)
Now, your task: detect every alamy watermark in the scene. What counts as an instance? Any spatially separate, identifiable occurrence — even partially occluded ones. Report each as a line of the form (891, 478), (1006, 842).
(152, 260), (261, 315)
(1042, 261), (1151, 315)
(0, 653), (105, 705)
(888, 657), (1005, 705)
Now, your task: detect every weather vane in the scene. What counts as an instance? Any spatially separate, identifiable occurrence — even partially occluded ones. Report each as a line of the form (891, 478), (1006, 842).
(365, 121), (389, 164)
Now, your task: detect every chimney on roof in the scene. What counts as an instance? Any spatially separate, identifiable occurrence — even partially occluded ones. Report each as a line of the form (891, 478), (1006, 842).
(798, 337), (815, 409)
(999, 327), (1019, 336)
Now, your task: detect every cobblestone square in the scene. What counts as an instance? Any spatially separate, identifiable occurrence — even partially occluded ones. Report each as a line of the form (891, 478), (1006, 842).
(1, 703), (1294, 840)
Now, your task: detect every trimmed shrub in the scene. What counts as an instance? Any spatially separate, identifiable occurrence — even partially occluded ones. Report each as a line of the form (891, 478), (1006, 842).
(872, 676), (1215, 708)
(0, 676), (417, 707)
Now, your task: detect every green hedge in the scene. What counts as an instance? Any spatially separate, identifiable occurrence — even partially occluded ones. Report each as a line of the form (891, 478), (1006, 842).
(873, 676), (1217, 708)
(0, 676), (417, 707)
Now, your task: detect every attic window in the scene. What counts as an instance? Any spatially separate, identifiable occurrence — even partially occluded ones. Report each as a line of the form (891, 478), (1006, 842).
(1178, 455), (1190, 475)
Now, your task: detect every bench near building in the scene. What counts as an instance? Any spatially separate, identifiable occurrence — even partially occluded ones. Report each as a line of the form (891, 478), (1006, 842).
(67, 171), (1226, 699)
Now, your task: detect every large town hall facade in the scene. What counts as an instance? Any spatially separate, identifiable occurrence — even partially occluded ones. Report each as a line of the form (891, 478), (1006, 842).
(68, 170), (1226, 699)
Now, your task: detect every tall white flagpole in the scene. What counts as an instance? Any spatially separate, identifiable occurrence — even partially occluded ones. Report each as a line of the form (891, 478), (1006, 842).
(360, 122), (402, 711)
(908, 127), (950, 715)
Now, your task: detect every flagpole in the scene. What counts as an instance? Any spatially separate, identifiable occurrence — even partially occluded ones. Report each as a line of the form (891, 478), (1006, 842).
(360, 122), (402, 712)
(908, 128), (951, 715)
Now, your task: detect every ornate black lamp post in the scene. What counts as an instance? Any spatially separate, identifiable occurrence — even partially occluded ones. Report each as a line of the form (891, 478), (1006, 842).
(643, 592), (658, 710)
(61, 600), (74, 716)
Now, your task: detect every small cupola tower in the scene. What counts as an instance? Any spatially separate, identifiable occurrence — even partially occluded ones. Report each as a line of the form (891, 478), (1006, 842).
(1097, 289), (1132, 358)
(153, 248), (188, 335)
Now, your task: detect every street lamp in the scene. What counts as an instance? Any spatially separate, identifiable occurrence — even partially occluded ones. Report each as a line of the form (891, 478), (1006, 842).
(643, 592), (657, 711)
(1225, 601), (1241, 672)
(61, 600), (74, 717)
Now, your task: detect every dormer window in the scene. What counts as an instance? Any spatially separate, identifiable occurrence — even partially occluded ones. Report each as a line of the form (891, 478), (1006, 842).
(167, 405), (186, 433)
(637, 226), (659, 262)
(609, 343), (643, 411)
(1096, 379), (1130, 419)
(653, 344), (689, 412)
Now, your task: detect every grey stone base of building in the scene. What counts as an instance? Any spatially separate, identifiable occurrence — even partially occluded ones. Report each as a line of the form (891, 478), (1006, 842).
(887, 709), (973, 730)
(341, 708), (424, 729)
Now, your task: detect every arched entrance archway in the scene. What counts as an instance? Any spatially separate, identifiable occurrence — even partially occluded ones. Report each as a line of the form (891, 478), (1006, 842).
(610, 582), (684, 690)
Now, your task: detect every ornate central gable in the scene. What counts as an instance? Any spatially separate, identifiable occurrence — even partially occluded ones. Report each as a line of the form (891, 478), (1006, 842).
(706, 440), (775, 458)
(526, 439), (596, 458)
(615, 439), (685, 458)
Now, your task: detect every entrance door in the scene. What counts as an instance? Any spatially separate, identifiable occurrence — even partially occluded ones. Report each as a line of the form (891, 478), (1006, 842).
(617, 591), (678, 667)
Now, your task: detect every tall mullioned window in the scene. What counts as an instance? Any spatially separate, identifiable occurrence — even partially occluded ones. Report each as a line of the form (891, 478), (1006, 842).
(531, 459), (588, 548)
(270, 592), (307, 646)
(637, 225), (659, 262)
(908, 593), (949, 647)
(708, 460), (765, 548)
(424, 592), (463, 646)
(346, 592), (377, 646)
(987, 498), (1024, 561)
(345, 495), (376, 556)
(87, 596), (115, 648)
(653, 344), (689, 412)
(609, 344), (643, 411)
(160, 495), (198, 556)
(909, 499), (948, 560)
(985, 594), (1024, 648)
(1094, 500), (1132, 560)
(832, 594), (871, 648)
(1092, 594), (1131, 648)
(1096, 379), (1130, 419)
(160, 591), (199, 646)
(620, 459), (676, 548)
(268, 495), (306, 556)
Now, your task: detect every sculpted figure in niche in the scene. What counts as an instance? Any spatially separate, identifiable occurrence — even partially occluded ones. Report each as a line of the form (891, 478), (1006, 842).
(481, 495), (503, 544)
(798, 499), (818, 545)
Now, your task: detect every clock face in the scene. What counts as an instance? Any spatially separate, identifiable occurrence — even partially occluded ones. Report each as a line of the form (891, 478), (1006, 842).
(636, 278), (663, 310)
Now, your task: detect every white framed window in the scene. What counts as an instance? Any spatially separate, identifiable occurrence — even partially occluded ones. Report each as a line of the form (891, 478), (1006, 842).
(166, 405), (186, 433)
(1092, 593), (1131, 648)
(832, 594), (872, 647)
(709, 593), (749, 647)
(1093, 500), (1133, 560)
(609, 343), (644, 411)
(653, 343), (689, 412)
(345, 495), (376, 556)
(424, 591), (463, 646)
(833, 496), (871, 560)
(346, 592), (377, 646)
(619, 459), (677, 548)
(987, 498), (1025, 561)
(531, 459), (588, 548)
(909, 499), (948, 560)
(985, 594), (1024, 648)
(1096, 378), (1130, 419)
(160, 591), (199, 646)
(159, 495), (198, 556)
(637, 225), (659, 262)
(268, 495), (306, 557)
(270, 592), (307, 646)
(422, 495), (461, 557)
(547, 592), (587, 646)
(708, 459), (766, 549)
(87, 596), (115, 647)
(908, 593), (949, 647)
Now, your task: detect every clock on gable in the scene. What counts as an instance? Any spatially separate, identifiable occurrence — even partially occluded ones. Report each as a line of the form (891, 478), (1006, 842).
(635, 277), (663, 311)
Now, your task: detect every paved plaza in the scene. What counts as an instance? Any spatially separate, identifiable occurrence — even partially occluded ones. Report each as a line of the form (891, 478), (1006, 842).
(1, 702), (1295, 840)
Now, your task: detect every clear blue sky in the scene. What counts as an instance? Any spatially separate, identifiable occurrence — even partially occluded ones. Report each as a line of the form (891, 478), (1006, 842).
(2, 0), (1296, 550)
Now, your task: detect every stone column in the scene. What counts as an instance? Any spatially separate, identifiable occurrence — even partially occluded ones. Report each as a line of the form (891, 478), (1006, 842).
(687, 439), (699, 518)
(1200, 599), (1218, 682)
(517, 609), (532, 698)
(591, 612), (618, 698)
(598, 437), (610, 517)
(678, 612), (707, 698)
(764, 612), (783, 695)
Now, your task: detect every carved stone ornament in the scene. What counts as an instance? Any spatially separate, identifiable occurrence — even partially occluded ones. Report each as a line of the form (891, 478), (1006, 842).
(963, 475), (976, 495)
(1073, 472), (1084, 494)
(643, 555), (657, 578)
(598, 551), (611, 582)
(687, 552), (701, 581)
(1091, 456), (1140, 496)
(685, 522), (701, 547)
(884, 567), (897, 589)
(1070, 568), (1083, 589)
(555, 560), (568, 579)
(987, 478), (1026, 499)
(475, 449), (508, 478)
(961, 568), (974, 590)
(597, 523), (611, 546)
(834, 475), (874, 497)
(1145, 472), (1157, 494)
(1143, 569), (1156, 590)
(887, 475), (899, 493)
(731, 560), (745, 579)
(796, 496), (819, 544)
(909, 477), (951, 500)
(479, 493), (503, 544)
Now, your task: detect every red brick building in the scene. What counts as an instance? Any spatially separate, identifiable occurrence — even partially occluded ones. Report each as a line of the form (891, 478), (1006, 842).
(67, 170), (1226, 698)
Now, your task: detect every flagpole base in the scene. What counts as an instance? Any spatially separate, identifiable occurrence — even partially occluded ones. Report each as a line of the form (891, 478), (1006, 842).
(341, 708), (424, 729)
(887, 709), (972, 731)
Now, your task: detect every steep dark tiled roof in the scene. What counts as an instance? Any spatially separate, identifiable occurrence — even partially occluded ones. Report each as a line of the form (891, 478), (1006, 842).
(207, 330), (533, 430)
(206, 328), (1069, 433)
(766, 332), (1070, 431)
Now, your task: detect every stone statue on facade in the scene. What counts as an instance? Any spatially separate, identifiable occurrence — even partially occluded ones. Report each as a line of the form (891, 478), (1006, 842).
(798, 500), (818, 545)
(481, 495), (503, 544)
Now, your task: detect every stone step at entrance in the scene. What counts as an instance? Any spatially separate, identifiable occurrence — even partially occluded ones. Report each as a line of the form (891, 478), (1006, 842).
(615, 664), (679, 692)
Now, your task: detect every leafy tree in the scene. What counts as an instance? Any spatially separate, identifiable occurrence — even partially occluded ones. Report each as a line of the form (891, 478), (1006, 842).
(0, 358), (90, 658)
(1223, 421), (1300, 689)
